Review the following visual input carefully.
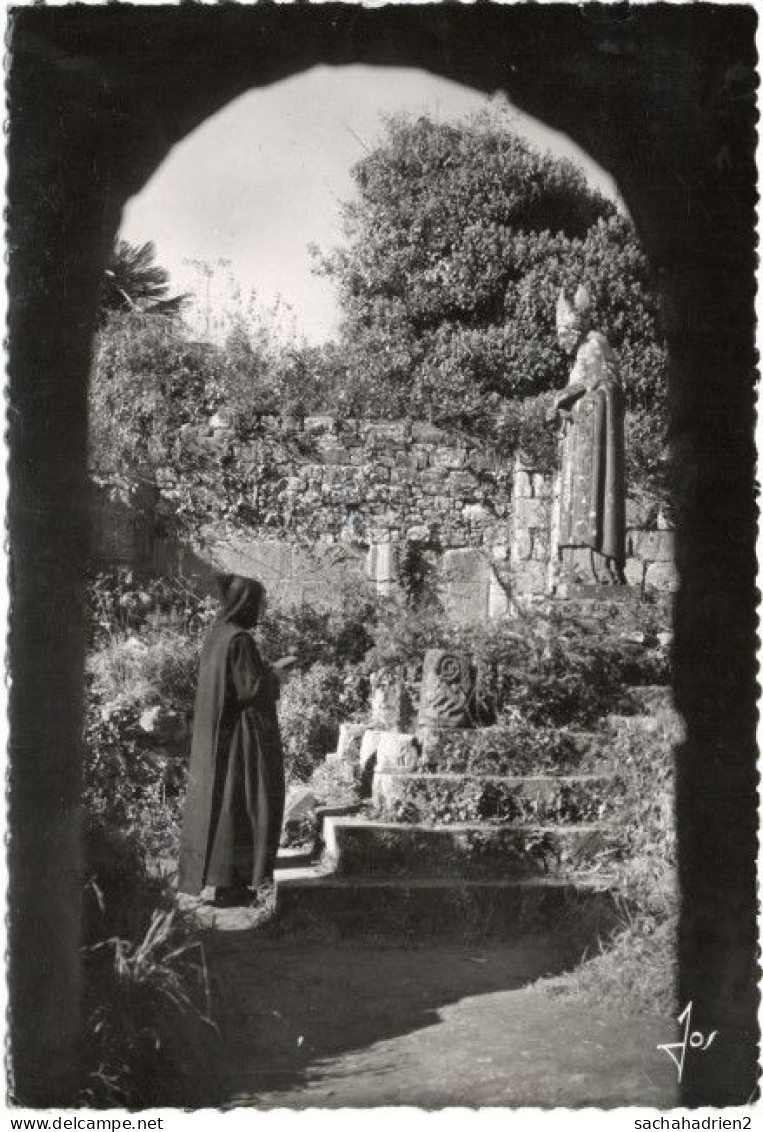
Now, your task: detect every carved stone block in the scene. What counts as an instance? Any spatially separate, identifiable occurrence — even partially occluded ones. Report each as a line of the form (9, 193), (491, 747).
(417, 649), (475, 729)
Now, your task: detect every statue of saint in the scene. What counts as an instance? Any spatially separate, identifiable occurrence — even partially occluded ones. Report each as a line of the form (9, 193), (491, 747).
(548, 286), (626, 586)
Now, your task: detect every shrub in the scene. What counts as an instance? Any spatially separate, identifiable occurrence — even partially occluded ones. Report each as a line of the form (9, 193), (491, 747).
(309, 757), (363, 810)
(258, 587), (378, 668)
(420, 722), (603, 777)
(87, 628), (201, 711)
(278, 662), (367, 782)
(84, 700), (187, 858)
(365, 598), (670, 732)
(86, 568), (217, 650)
(85, 626), (201, 857)
(80, 909), (214, 1107)
(373, 776), (609, 827)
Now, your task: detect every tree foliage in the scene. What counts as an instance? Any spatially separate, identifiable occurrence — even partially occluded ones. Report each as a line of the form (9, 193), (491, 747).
(89, 312), (221, 477)
(315, 110), (669, 490)
(89, 300), (353, 540)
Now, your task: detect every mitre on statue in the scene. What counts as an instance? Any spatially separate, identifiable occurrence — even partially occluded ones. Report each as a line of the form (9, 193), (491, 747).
(556, 284), (593, 334)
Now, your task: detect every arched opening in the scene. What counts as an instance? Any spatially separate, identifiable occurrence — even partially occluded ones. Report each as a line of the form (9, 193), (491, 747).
(8, 6), (757, 1108)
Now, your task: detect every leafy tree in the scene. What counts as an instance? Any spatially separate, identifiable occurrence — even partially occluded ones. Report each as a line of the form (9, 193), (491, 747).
(315, 110), (668, 492)
(89, 311), (220, 477)
(101, 239), (188, 319)
(89, 303), (350, 538)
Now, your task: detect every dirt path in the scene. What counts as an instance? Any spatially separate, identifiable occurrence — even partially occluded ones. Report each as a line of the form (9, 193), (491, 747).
(195, 933), (678, 1108)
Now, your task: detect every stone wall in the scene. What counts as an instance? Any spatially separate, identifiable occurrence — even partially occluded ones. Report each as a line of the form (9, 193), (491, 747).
(226, 414), (512, 550)
(91, 416), (513, 619)
(90, 421), (675, 614)
(509, 457), (677, 599)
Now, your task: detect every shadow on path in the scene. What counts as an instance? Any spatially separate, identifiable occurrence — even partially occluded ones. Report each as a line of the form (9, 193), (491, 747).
(195, 933), (677, 1108)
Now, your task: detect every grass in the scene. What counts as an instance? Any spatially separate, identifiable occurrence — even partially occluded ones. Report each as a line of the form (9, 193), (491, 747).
(536, 912), (677, 1017)
(80, 820), (217, 1107)
(81, 908), (217, 1107)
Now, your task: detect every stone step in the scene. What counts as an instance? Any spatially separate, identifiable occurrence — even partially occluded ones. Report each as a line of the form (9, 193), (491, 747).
(272, 872), (618, 944)
(322, 817), (616, 881)
(372, 771), (614, 825)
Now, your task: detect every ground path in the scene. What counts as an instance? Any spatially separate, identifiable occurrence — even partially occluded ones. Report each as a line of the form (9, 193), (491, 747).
(191, 923), (678, 1108)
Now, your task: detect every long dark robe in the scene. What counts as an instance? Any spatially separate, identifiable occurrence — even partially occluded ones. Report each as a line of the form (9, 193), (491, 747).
(557, 330), (626, 570)
(177, 624), (285, 894)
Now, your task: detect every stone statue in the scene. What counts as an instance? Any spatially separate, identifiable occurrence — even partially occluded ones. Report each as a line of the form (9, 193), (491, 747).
(548, 285), (626, 586)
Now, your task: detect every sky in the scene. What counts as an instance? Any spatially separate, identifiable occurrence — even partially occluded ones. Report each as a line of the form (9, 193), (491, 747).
(120, 65), (624, 345)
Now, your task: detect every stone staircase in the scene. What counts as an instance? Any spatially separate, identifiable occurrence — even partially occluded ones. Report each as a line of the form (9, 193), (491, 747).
(274, 729), (621, 945)
(273, 587), (669, 945)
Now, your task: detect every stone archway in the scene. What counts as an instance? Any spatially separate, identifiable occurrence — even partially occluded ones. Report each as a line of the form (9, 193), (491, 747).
(8, 5), (757, 1106)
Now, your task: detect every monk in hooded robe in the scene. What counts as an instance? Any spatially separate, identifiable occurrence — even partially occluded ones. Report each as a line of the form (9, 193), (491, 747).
(178, 574), (286, 905)
(550, 285), (627, 586)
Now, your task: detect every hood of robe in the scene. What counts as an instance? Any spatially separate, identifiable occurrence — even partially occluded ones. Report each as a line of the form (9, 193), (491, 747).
(216, 574), (265, 629)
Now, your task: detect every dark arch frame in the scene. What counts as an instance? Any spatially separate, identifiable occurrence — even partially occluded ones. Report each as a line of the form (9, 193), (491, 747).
(7, 3), (758, 1107)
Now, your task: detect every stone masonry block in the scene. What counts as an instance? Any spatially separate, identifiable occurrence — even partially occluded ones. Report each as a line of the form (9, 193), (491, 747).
(628, 529), (675, 563)
(442, 547), (491, 582)
(645, 561), (679, 592)
(407, 524), (431, 542)
(268, 581), (304, 607)
(319, 446), (351, 466)
(304, 415), (337, 434)
(420, 469), (443, 489)
(626, 497), (659, 529)
(215, 538), (293, 581)
(511, 560), (549, 595)
(411, 421), (448, 443)
(442, 582), (490, 623)
(488, 572), (510, 619)
(448, 470), (479, 495)
(364, 421), (409, 444)
(624, 557), (646, 588)
(513, 496), (553, 529)
(376, 733), (420, 773)
(367, 542), (395, 584)
(431, 447), (467, 470)
(532, 473), (556, 500)
(462, 503), (490, 524)
(512, 530), (533, 561)
(513, 469), (534, 498)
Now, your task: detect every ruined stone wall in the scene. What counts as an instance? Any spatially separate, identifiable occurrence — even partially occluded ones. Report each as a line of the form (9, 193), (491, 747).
(91, 420), (675, 614)
(91, 415), (513, 619)
(227, 415), (512, 550)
